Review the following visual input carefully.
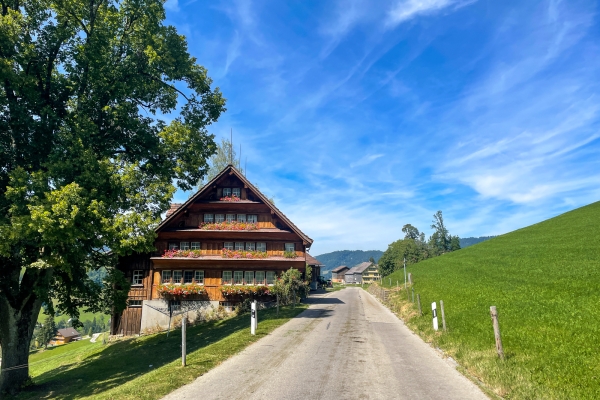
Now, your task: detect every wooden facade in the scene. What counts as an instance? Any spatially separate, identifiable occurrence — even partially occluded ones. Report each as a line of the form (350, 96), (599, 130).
(111, 165), (314, 335)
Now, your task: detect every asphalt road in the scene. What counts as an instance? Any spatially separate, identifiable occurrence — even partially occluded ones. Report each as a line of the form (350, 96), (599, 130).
(163, 287), (488, 400)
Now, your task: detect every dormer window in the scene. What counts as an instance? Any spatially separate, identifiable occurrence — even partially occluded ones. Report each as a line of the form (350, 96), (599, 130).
(232, 188), (241, 197)
(222, 188), (232, 197)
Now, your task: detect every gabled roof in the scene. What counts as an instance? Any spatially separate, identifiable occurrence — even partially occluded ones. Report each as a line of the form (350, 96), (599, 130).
(353, 261), (373, 274)
(57, 328), (80, 338)
(306, 254), (324, 267)
(156, 165), (313, 246)
(331, 265), (349, 273)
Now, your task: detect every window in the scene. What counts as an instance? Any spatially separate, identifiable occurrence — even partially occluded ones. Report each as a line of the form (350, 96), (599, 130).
(233, 271), (243, 285)
(184, 270), (194, 284)
(232, 188), (241, 197)
(195, 270), (204, 284)
(244, 271), (254, 285)
(222, 271), (232, 285)
(237, 214), (246, 222)
(161, 270), (172, 283)
(285, 243), (295, 252)
(129, 300), (142, 307)
(255, 271), (265, 285)
(235, 242), (245, 251)
(215, 214), (225, 223)
(247, 214), (258, 223)
(224, 242), (234, 250)
(266, 271), (276, 285)
(173, 270), (182, 284)
(191, 242), (201, 250)
(204, 214), (214, 223)
(132, 270), (143, 286)
(180, 242), (190, 250)
(246, 242), (256, 251)
(226, 214), (236, 223)
(257, 242), (266, 252)
(168, 242), (178, 250)
(222, 188), (232, 197)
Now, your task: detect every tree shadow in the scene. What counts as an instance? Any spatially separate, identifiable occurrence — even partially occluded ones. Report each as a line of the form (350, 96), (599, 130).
(16, 313), (253, 399)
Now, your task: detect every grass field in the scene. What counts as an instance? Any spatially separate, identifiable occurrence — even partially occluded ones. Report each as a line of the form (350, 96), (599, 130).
(15, 305), (308, 400)
(381, 201), (600, 399)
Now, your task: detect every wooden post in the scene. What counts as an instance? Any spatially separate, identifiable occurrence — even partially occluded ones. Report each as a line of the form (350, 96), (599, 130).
(181, 316), (187, 367)
(412, 287), (414, 303)
(408, 273), (413, 285)
(490, 306), (504, 359)
(417, 294), (422, 316)
(440, 300), (447, 331)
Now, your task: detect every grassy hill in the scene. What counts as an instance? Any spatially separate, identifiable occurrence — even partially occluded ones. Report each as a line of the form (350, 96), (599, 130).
(314, 250), (383, 277)
(382, 201), (600, 399)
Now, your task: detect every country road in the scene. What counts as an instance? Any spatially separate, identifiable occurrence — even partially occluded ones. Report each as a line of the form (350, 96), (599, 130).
(163, 287), (488, 400)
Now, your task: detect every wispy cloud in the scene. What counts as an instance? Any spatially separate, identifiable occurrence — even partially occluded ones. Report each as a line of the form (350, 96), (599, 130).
(386, 0), (474, 27)
(350, 153), (385, 168)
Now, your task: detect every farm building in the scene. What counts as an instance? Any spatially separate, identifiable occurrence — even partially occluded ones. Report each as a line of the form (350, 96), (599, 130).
(331, 265), (349, 282)
(306, 253), (325, 290)
(50, 328), (81, 345)
(344, 262), (378, 284)
(111, 165), (314, 336)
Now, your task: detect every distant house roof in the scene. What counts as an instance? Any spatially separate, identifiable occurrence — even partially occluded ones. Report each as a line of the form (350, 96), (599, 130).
(306, 254), (324, 267)
(345, 266), (359, 276)
(57, 328), (81, 338)
(353, 262), (373, 274)
(331, 265), (349, 273)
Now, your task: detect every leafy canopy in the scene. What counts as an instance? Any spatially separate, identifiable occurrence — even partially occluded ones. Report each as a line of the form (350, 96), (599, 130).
(0, 0), (225, 325)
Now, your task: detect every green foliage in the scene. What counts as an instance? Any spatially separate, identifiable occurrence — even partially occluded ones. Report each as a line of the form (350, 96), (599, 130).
(382, 201), (600, 399)
(202, 138), (243, 184)
(0, 0), (225, 391)
(38, 315), (56, 349)
(273, 268), (310, 306)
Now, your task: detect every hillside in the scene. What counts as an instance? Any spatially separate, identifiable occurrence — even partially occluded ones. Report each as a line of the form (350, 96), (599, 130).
(314, 250), (383, 277)
(459, 236), (496, 248)
(383, 201), (600, 399)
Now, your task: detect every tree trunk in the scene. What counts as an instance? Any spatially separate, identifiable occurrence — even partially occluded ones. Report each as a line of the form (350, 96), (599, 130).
(0, 294), (42, 395)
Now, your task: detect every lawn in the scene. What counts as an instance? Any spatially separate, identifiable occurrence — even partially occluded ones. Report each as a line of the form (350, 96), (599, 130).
(15, 305), (308, 400)
(381, 201), (600, 399)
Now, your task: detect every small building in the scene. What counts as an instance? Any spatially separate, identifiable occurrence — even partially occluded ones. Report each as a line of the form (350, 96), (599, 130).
(306, 254), (325, 290)
(50, 328), (81, 346)
(344, 262), (377, 284)
(331, 265), (349, 283)
(361, 263), (380, 283)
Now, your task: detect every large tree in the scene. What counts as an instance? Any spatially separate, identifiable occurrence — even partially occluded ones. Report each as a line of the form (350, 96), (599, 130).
(0, 0), (225, 394)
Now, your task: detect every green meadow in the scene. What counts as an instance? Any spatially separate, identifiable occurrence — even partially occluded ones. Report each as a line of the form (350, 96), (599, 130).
(382, 201), (600, 399)
(15, 305), (307, 400)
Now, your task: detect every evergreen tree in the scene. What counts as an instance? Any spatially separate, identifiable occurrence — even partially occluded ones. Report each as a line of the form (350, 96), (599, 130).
(39, 316), (56, 350)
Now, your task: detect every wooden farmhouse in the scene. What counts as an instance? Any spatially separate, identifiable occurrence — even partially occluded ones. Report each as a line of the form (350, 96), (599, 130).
(111, 165), (314, 336)
(331, 265), (349, 283)
(49, 328), (81, 346)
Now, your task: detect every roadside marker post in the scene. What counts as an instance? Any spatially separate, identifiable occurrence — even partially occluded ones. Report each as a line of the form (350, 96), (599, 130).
(251, 301), (256, 335)
(432, 302), (439, 331)
(182, 316), (187, 367)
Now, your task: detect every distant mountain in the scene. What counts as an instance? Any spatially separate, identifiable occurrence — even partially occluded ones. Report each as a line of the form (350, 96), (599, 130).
(459, 236), (496, 248)
(313, 250), (384, 278)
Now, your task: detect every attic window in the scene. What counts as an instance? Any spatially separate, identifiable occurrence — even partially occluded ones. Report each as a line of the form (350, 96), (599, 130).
(247, 214), (257, 223)
(285, 243), (295, 252)
(232, 188), (241, 197)
(223, 188), (232, 197)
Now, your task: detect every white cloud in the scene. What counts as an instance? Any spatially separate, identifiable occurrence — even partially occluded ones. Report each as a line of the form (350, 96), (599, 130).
(386, 0), (472, 27)
(350, 153), (384, 168)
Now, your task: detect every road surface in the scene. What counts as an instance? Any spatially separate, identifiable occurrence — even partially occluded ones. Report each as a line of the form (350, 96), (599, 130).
(163, 287), (488, 400)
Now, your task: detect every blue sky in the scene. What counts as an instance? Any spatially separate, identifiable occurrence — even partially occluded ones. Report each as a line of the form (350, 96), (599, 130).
(167, 0), (600, 256)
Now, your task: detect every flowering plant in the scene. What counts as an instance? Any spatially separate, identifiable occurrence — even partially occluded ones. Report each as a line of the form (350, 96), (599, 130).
(283, 251), (298, 259)
(222, 249), (268, 259)
(162, 249), (203, 258)
(220, 195), (241, 202)
(220, 285), (272, 296)
(157, 283), (206, 297)
(199, 221), (258, 231)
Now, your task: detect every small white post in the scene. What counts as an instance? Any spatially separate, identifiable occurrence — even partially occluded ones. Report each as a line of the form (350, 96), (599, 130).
(431, 302), (439, 331)
(182, 316), (187, 367)
(251, 301), (256, 335)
